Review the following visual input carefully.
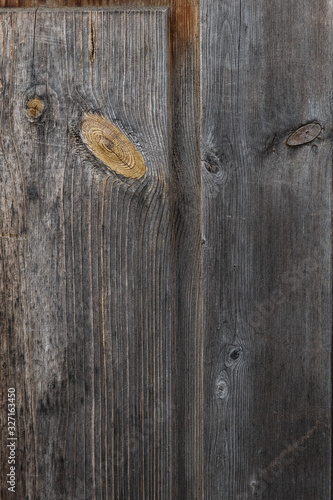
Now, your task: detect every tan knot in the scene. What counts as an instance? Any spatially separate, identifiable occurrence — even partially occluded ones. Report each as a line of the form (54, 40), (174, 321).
(80, 113), (147, 179)
(26, 97), (44, 119)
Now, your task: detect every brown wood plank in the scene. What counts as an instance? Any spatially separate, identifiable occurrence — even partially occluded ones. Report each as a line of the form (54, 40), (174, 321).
(0, 9), (179, 499)
(201, 0), (332, 498)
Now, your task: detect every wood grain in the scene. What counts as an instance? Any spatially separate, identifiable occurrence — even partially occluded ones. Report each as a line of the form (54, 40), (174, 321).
(4, 2), (201, 498)
(201, 0), (332, 498)
(0, 1), (203, 498)
(0, 20), (202, 500)
(0, 9), (176, 499)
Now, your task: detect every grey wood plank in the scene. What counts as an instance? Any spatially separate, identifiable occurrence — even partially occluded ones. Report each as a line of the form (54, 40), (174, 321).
(201, 0), (332, 498)
(0, 9), (171, 499)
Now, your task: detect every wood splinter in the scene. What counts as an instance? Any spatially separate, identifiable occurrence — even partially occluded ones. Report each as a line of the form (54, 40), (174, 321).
(80, 113), (147, 179)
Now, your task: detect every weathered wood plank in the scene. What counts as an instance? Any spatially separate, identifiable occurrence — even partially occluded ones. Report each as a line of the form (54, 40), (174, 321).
(201, 0), (332, 498)
(0, 9), (174, 499)
(0, 2), (203, 497)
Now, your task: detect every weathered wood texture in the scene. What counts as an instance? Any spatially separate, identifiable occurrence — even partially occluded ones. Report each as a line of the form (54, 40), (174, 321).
(201, 0), (332, 498)
(0, 1), (202, 498)
(0, 2), (202, 498)
(0, 8), (176, 499)
(1, 1), (332, 499)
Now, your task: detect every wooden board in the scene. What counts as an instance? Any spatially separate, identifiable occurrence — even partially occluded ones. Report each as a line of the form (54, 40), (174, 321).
(0, 1), (203, 497)
(1, 1), (331, 498)
(0, 0), (203, 493)
(0, 8), (175, 499)
(201, 0), (332, 498)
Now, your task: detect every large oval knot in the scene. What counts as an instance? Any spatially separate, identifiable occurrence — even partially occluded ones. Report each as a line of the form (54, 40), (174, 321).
(80, 113), (147, 179)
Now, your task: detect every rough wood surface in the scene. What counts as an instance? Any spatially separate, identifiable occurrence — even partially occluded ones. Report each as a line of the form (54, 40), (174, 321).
(0, 8), (175, 499)
(0, 6), (202, 495)
(0, 1), (203, 498)
(201, 0), (332, 498)
(1, 1), (332, 499)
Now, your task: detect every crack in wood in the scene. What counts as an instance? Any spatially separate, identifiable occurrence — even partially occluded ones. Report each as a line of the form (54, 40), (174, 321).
(90, 21), (95, 63)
